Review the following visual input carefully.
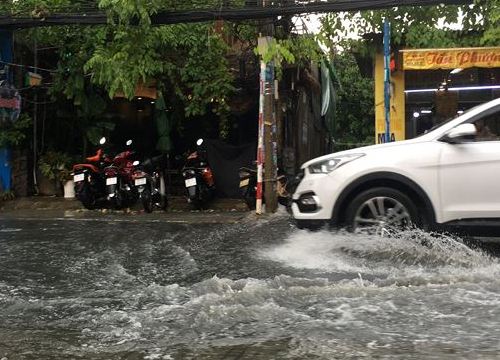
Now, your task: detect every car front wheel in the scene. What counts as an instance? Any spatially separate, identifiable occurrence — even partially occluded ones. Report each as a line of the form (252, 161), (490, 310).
(345, 187), (421, 235)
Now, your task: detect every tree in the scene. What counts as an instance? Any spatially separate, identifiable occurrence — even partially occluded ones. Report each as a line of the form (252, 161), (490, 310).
(320, 0), (499, 48)
(8, 0), (327, 145)
(331, 51), (374, 149)
(10, 1), (235, 136)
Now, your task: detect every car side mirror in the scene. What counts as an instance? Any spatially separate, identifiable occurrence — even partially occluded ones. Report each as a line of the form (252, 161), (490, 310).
(442, 123), (477, 143)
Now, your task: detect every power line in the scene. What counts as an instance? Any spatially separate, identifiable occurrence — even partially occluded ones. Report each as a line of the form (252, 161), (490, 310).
(0, 0), (472, 29)
(0, 60), (59, 74)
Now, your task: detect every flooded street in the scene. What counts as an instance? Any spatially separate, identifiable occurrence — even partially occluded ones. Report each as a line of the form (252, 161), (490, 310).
(1, 215), (500, 359)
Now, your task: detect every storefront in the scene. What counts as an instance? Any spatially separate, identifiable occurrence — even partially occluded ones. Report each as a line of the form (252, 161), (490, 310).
(374, 46), (500, 143)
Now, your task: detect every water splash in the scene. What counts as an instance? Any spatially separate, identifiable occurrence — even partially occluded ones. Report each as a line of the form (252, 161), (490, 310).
(259, 227), (500, 286)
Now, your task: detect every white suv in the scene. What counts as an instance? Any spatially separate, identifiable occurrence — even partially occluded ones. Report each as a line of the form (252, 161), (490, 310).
(292, 97), (500, 234)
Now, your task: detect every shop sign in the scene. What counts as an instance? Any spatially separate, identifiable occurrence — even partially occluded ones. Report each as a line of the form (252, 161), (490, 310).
(402, 47), (500, 70)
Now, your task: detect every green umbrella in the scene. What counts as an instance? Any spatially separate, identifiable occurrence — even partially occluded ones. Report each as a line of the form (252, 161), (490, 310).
(155, 95), (173, 153)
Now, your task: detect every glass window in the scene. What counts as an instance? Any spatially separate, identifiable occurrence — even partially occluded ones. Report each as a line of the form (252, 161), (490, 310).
(472, 109), (500, 142)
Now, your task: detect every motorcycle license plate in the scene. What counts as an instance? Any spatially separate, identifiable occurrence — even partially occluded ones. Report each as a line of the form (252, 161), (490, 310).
(135, 178), (147, 186)
(74, 173), (85, 183)
(106, 177), (118, 185)
(239, 178), (249, 187)
(185, 178), (197, 187)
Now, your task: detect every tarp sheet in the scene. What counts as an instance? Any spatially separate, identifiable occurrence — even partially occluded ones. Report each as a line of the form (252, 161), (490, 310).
(205, 139), (256, 198)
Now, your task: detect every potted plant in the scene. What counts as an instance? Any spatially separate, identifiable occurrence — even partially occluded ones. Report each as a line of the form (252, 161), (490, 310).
(38, 151), (74, 197)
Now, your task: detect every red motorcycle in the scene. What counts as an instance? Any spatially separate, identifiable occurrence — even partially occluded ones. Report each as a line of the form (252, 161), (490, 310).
(104, 140), (139, 209)
(72, 137), (112, 209)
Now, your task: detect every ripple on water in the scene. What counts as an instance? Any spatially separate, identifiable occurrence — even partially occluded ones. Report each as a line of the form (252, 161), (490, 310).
(2, 219), (500, 359)
(67, 271), (500, 359)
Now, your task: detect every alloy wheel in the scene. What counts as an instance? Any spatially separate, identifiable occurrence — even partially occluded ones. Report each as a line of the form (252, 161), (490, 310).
(353, 196), (412, 236)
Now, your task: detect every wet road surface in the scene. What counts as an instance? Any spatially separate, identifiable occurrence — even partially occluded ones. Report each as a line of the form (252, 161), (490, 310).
(1, 214), (500, 359)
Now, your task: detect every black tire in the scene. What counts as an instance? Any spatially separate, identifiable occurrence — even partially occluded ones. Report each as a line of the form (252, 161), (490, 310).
(114, 191), (124, 210)
(344, 187), (422, 233)
(141, 189), (153, 213)
(295, 220), (325, 231)
(244, 195), (256, 210)
(79, 185), (96, 210)
(158, 194), (168, 211)
(190, 199), (203, 210)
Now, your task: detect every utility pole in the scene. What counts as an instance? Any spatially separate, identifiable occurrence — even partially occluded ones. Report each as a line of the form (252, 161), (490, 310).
(33, 34), (39, 194)
(256, 0), (278, 214)
(383, 19), (391, 143)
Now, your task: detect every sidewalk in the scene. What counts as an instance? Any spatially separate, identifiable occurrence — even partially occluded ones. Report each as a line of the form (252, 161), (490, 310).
(0, 196), (253, 224)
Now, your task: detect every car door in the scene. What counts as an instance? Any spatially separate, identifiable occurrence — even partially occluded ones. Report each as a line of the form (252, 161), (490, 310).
(439, 105), (500, 223)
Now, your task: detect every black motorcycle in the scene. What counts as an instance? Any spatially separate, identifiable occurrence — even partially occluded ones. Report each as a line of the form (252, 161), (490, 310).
(238, 163), (294, 210)
(238, 165), (258, 210)
(132, 155), (168, 213)
(182, 139), (216, 209)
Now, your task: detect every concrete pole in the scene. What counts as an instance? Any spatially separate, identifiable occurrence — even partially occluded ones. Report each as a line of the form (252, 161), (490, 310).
(256, 59), (265, 214)
(256, 0), (278, 214)
(256, 37), (278, 214)
(264, 60), (277, 213)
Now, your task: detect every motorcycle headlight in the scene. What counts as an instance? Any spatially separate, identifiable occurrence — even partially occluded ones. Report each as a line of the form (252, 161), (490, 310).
(308, 154), (365, 174)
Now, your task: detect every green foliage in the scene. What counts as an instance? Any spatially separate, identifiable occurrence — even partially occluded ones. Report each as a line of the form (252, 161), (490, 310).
(321, 1), (499, 48)
(481, 0), (500, 45)
(0, 190), (15, 202)
(12, 1), (235, 128)
(87, 0), (236, 121)
(39, 150), (73, 182)
(86, 121), (115, 146)
(257, 35), (324, 77)
(0, 114), (32, 148)
(9, 0), (328, 142)
(332, 51), (374, 145)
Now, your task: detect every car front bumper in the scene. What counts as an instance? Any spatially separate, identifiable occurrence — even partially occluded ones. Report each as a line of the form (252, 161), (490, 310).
(291, 172), (342, 221)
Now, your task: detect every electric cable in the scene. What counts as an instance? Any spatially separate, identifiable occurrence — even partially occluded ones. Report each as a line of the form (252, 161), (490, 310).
(0, 0), (473, 29)
(0, 60), (59, 74)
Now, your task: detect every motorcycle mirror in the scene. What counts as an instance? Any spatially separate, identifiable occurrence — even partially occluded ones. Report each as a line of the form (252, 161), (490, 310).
(99, 137), (107, 145)
(126, 139), (133, 146)
(196, 138), (204, 146)
(133, 160), (140, 166)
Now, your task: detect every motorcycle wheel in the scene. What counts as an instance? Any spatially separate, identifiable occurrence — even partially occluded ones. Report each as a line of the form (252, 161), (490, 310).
(159, 194), (168, 211)
(244, 195), (256, 210)
(113, 191), (124, 210)
(79, 185), (96, 210)
(141, 189), (153, 213)
(190, 199), (203, 210)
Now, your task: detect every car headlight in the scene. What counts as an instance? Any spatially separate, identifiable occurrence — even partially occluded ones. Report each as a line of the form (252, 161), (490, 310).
(308, 154), (365, 174)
